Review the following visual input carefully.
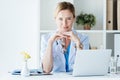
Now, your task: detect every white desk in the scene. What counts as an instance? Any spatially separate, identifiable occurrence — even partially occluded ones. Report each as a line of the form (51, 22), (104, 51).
(1, 71), (120, 80)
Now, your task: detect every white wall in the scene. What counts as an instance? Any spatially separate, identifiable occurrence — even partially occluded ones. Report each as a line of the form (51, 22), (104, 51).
(86, 33), (103, 49)
(0, 0), (40, 72)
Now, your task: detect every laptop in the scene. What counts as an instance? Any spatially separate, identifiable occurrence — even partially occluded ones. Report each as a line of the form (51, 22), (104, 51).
(72, 49), (112, 77)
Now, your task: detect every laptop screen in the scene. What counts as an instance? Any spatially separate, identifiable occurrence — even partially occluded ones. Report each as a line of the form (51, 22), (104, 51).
(73, 49), (112, 76)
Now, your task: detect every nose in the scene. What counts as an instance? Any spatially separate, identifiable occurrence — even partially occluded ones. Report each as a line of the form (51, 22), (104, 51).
(63, 19), (67, 26)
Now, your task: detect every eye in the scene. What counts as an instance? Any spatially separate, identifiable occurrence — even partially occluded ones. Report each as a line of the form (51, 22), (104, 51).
(58, 18), (63, 21)
(67, 17), (72, 20)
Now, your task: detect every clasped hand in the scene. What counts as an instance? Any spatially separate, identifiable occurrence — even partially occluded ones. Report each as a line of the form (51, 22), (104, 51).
(48, 31), (80, 45)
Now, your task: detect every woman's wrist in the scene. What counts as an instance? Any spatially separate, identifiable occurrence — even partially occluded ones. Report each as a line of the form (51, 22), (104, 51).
(75, 39), (83, 50)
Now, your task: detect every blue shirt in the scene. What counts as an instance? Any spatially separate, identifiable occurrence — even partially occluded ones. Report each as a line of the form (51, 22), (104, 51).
(64, 43), (71, 72)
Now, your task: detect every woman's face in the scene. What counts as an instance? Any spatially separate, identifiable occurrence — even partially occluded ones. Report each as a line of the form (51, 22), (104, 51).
(55, 10), (75, 33)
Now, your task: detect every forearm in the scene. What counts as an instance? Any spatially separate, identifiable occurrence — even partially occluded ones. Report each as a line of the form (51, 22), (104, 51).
(42, 40), (53, 73)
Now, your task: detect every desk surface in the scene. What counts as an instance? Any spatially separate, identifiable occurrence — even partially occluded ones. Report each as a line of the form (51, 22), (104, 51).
(1, 71), (120, 80)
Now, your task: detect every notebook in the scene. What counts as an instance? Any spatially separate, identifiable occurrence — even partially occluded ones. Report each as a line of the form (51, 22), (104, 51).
(72, 49), (112, 76)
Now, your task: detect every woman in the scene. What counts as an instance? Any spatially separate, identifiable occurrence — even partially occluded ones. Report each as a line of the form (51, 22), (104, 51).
(40, 1), (89, 73)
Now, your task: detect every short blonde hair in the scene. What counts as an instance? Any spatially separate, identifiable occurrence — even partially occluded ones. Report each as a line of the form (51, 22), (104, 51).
(54, 1), (75, 18)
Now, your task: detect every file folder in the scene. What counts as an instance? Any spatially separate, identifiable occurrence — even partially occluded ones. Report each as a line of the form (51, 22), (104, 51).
(117, 0), (120, 30)
(107, 0), (113, 30)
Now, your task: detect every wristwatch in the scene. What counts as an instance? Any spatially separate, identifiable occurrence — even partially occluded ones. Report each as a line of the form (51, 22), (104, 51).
(79, 43), (83, 49)
(75, 43), (83, 50)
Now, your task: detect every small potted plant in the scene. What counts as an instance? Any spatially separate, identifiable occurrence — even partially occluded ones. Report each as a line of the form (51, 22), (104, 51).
(76, 12), (96, 30)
